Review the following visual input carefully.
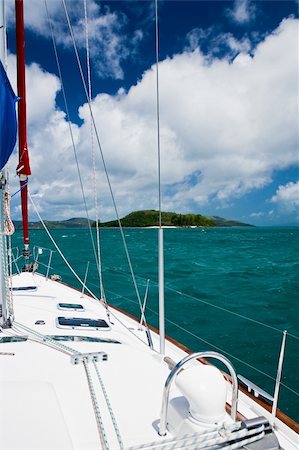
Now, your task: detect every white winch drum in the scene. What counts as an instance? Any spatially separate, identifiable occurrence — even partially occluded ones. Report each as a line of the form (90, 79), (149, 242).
(175, 364), (227, 424)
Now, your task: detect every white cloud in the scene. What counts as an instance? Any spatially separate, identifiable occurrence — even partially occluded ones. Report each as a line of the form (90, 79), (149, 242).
(5, 0), (143, 79)
(226, 0), (257, 25)
(6, 18), (299, 223)
(186, 27), (253, 60)
(250, 212), (265, 218)
(271, 182), (299, 213)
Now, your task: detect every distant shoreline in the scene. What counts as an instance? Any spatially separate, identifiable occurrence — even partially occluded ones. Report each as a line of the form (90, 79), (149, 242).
(13, 210), (254, 229)
(14, 225), (254, 230)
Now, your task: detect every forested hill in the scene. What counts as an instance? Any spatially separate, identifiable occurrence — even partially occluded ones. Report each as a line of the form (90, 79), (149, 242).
(100, 210), (214, 227)
(98, 210), (252, 228)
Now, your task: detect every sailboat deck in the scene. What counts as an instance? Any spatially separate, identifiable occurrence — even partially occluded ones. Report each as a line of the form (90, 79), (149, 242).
(0, 272), (188, 449)
(0, 272), (298, 450)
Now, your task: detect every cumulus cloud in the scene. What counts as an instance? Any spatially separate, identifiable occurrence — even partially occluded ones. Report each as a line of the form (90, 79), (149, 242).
(6, 54), (84, 220)
(271, 182), (299, 213)
(5, 0), (143, 79)
(6, 17), (298, 223)
(226, 0), (257, 25)
(186, 26), (254, 61)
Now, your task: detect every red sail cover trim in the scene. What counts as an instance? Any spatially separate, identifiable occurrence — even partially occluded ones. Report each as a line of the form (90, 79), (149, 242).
(16, 143), (31, 176)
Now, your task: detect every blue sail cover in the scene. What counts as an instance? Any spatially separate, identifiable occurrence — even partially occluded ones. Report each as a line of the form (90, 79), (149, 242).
(0, 60), (18, 170)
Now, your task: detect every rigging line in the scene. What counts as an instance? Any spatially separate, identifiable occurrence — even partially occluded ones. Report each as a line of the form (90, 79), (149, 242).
(44, 0), (100, 281)
(28, 191), (102, 304)
(12, 322), (77, 356)
(11, 181), (27, 198)
(103, 289), (299, 398)
(83, 0), (104, 301)
(29, 192), (155, 350)
(166, 286), (299, 341)
(61, 0), (145, 323)
(166, 322), (298, 397)
(104, 268), (299, 341)
(155, 0), (162, 228)
(165, 316), (298, 398)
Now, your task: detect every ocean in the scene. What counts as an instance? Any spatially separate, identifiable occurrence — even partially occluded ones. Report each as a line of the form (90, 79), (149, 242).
(11, 226), (299, 422)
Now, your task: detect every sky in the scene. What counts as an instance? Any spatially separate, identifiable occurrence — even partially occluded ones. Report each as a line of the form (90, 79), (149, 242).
(3, 0), (299, 226)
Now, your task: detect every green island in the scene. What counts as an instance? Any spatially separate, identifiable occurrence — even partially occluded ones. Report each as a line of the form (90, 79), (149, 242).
(13, 210), (252, 229)
(97, 210), (252, 227)
(99, 210), (215, 227)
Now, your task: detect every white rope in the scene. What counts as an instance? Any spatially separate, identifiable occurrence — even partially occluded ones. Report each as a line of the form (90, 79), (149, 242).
(93, 361), (124, 449)
(83, 359), (109, 450)
(4, 192), (14, 235)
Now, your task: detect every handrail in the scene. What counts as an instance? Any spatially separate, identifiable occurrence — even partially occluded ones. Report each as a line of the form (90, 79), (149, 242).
(159, 351), (238, 436)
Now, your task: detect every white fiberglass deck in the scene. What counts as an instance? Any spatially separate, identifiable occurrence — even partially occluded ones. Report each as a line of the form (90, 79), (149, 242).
(0, 272), (182, 449)
(0, 272), (298, 450)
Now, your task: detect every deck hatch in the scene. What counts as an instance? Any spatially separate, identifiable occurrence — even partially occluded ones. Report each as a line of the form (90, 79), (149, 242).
(11, 286), (37, 291)
(56, 317), (110, 330)
(57, 303), (84, 311)
(48, 335), (120, 343)
(0, 336), (28, 343)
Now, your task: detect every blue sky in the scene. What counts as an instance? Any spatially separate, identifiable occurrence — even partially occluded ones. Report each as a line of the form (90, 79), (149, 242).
(4, 0), (299, 225)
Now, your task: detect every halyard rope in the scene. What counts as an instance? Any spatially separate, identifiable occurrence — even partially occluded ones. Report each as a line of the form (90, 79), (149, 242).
(83, 359), (109, 450)
(4, 192), (14, 236)
(93, 361), (124, 449)
(1, 184), (14, 318)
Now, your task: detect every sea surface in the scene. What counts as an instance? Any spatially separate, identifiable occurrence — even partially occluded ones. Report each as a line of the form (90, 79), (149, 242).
(11, 226), (299, 421)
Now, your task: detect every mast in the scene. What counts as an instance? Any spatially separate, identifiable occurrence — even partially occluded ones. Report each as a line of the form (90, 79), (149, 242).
(155, 0), (165, 354)
(0, 0), (6, 66)
(15, 0), (31, 262)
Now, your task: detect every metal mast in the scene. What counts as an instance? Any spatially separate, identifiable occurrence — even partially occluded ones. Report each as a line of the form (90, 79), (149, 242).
(155, 0), (165, 354)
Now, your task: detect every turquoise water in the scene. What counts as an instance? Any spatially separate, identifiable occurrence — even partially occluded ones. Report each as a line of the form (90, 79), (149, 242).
(12, 226), (299, 421)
